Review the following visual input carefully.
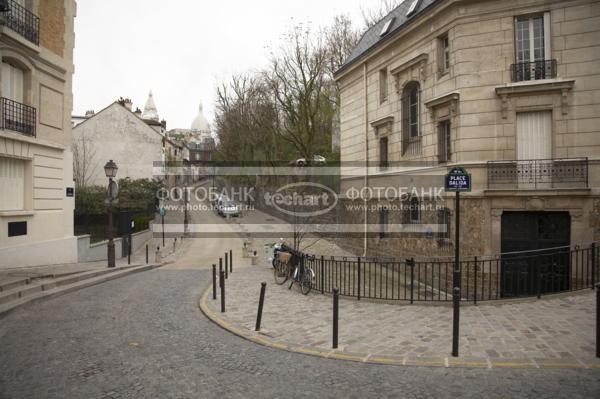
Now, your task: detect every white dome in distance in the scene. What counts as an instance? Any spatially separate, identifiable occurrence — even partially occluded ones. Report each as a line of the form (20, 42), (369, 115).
(191, 101), (210, 132)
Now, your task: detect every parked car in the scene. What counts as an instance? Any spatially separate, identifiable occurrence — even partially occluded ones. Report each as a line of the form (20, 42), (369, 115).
(290, 155), (326, 166)
(218, 200), (239, 217)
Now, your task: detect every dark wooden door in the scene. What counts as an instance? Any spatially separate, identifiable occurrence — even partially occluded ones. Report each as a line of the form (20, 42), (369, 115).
(501, 212), (570, 297)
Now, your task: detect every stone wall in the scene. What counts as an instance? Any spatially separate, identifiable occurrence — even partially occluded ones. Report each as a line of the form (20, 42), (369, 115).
(39, 0), (66, 57)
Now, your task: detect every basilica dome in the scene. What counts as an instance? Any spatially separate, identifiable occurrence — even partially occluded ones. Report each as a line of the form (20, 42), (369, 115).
(191, 101), (210, 133)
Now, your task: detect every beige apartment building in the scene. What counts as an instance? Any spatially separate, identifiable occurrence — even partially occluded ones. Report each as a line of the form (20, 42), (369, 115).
(0, 0), (77, 268)
(335, 0), (600, 262)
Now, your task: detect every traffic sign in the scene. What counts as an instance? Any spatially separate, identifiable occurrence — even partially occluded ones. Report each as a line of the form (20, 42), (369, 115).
(159, 207), (167, 217)
(445, 166), (471, 192)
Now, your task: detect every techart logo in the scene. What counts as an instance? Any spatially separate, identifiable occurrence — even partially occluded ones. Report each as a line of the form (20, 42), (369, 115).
(264, 182), (338, 218)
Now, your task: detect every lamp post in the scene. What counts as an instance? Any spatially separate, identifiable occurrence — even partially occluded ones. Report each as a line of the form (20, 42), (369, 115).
(104, 160), (118, 268)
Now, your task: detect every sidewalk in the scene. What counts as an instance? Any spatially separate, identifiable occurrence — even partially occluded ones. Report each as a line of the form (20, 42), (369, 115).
(202, 260), (600, 369)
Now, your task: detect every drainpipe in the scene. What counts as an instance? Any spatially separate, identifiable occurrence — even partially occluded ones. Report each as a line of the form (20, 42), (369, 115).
(363, 62), (369, 257)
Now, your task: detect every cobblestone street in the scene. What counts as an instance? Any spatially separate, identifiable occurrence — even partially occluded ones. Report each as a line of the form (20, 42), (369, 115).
(1, 264), (600, 399)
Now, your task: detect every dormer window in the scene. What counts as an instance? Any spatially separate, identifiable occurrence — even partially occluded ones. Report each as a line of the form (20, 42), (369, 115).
(406, 0), (420, 17)
(380, 17), (395, 37)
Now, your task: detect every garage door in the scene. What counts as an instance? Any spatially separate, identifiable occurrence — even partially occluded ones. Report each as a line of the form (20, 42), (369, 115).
(501, 212), (570, 297)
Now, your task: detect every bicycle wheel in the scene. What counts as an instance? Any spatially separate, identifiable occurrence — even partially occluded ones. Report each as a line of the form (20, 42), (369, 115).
(300, 268), (313, 295)
(274, 262), (289, 285)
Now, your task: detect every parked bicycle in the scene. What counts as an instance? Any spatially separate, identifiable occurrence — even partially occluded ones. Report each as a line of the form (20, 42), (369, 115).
(272, 245), (314, 295)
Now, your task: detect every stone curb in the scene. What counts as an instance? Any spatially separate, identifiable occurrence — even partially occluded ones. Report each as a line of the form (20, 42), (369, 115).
(198, 283), (600, 370)
(0, 262), (169, 319)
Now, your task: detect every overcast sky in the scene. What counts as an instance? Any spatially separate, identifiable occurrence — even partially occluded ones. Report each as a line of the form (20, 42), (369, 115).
(73, 0), (385, 130)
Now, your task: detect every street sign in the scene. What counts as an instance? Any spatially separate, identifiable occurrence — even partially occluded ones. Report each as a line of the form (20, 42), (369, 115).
(445, 166), (471, 192)
(159, 207), (167, 217)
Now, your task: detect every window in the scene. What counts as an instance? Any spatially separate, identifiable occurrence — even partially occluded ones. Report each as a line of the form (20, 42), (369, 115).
(401, 81), (420, 155)
(0, 157), (25, 211)
(1, 61), (24, 103)
(514, 13), (553, 81)
(438, 120), (451, 163)
(379, 207), (389, 239)
(379, 136), (389, 170)
(439, 34), (450, 74)
(406, 0), (420, 17)
(380, 17), (395, 37)
(379, 68), (388, 103)
(409, 197), (421, 223)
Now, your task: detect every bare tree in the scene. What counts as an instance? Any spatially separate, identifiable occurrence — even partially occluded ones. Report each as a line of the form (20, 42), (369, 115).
(265, 23), (330, 160)
(72, 131), (98, 189)
(361, 0), (404, 29)
(324, 14), (361, 78)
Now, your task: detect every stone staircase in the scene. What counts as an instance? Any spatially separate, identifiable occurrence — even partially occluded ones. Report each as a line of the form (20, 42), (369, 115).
(0, 263), (162, 316)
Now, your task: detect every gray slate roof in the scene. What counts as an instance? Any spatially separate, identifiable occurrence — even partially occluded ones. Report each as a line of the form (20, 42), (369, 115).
(336, 0), (442, 75)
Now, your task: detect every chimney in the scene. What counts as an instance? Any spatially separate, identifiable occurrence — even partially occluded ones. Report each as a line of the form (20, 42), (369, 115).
(85, 110), (95, 117)
(161, 119), (167, 130)
(134, 107), (142, 117)
(123, 98), (133, 111)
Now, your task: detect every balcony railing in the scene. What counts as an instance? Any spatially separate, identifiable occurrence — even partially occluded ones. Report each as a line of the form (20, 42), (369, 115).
(1, 97), (36, 137)
(487, 158), (588, 189)
(511, 59), (557, 82)
(0, 0), (40, 45)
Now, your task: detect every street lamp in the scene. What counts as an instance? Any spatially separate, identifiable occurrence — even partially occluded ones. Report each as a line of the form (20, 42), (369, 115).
(104, 160), (118, 267)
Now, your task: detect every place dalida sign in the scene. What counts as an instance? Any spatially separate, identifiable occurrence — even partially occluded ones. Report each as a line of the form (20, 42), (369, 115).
(444, 166), (472, 193)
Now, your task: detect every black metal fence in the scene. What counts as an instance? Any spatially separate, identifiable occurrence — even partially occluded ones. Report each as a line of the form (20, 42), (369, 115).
(285, 242), (599, 303)
(1, 0), (40, 45)
(1, 97), (36, 137)
(487, 158), (588, 189)
(511, 59), (557, 82)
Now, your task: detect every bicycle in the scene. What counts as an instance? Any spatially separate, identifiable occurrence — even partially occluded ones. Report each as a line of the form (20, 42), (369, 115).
(272, 250), (314, 295)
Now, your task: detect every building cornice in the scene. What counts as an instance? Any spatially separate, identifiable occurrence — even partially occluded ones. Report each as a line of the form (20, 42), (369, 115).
(370, 115), (394, 128)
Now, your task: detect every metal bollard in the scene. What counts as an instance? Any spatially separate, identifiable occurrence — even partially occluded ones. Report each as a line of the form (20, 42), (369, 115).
(225, 252), (228, 279)
(409, 258), (415, 304)
(145, 244), (149, 264)
(333, 288), (339, 349)
(155, 246), (161, 263)
(127, 238), (131, 265)
(255, 282), (267, 331)
(597, 283), (600, 358)
(230, 249), (233, 273)
(473, 256), (478, 305)
(173, 238), (177, 253)
(220, 268), (225, 313)
(452, 286), (460, 357)
(592, 243), (597, 290)
(357, 257), (361, 301)
(212, 264), (217, 300)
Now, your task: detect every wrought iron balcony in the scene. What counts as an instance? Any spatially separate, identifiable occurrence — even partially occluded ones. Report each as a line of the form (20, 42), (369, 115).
(511, 59), (557, 82)
(0, 0), (40, 45)
(487, 158), (588, 189)
(1, 97), (36, 137)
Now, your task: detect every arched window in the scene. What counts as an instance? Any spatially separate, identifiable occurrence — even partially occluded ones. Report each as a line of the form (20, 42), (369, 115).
(401, 81), (420, 155)
(409, 196), (421, 223)
(1, 61), (25, 104)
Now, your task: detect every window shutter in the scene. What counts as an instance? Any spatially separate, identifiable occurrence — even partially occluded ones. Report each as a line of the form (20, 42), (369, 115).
(1, 62), (24, 103)
(401, 199), (411, 224)
(0, 157), (25, 211)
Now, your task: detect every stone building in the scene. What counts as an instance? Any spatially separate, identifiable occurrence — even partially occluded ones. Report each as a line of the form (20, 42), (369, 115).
(0, 0), (77, 268)
(72, 93), (169, 186)
(335, 0), (600, 265)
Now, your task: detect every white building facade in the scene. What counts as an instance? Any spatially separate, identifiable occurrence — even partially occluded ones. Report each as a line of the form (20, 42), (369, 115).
(0, 0), (78, 269)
